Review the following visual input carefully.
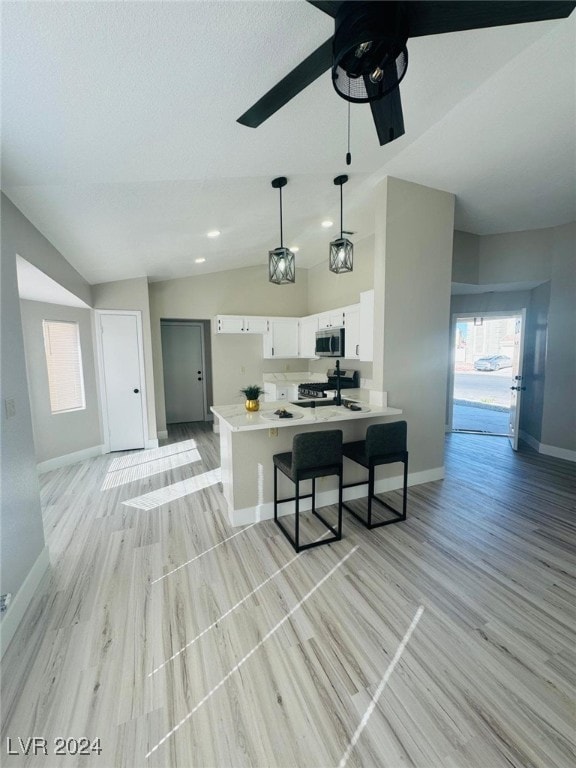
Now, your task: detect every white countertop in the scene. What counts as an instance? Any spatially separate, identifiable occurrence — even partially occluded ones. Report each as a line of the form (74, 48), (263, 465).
(211, 400), (402, 432)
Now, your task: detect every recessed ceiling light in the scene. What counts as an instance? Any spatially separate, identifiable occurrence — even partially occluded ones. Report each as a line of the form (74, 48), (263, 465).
(321, 220), (334, 228)
(195, 257), (206, 264)
(206, 230), (220, 238)
(290, 246), (300, 253)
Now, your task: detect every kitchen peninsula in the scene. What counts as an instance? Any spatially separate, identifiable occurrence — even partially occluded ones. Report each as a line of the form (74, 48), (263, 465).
(211, 398), (403, 526)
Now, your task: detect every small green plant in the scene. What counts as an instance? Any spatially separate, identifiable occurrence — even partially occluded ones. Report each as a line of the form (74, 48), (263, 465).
(240, 384), (264, 400)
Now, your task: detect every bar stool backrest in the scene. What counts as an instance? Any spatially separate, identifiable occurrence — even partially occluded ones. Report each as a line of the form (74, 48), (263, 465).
(365, 421), (407, 460)
(292, 430), (343, 472)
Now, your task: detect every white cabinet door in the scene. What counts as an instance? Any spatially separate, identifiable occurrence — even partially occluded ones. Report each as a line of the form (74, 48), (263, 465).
(299, 315), (318, 358)
(215, 315), (245, 333)
(343, 306), (360, 360)
(215, 315), (268, 334)
(359, 289), (374, 361)
(244, 317), (268, 334)
(263, 318), (300, 358)
(317, 310), (345, 329)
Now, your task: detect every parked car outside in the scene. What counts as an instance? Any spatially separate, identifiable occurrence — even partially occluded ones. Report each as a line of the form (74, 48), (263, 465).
(473, 354), (512, 371)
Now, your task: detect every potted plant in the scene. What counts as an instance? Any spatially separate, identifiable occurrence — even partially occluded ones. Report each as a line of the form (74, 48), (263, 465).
(240, 384), (264, 412)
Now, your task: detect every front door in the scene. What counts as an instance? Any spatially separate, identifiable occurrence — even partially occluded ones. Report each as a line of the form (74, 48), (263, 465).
(99, 312), (146, 451)
(508, 309), (526, 451)
(161, 322), (205, 423)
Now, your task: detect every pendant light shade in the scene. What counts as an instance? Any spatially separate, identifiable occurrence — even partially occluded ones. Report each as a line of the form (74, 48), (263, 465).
(269, 177), (295, 284)
(329, 175), (353, 274)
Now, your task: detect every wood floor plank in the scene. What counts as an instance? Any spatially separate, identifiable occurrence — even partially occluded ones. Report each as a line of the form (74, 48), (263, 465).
(1, 428), (575, 767)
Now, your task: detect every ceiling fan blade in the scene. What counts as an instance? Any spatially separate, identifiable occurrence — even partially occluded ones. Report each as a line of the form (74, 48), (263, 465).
(305, 0), (344, 18)
(408, 1), (576, 37)
(364, 78), (405, 147)
(237, 38), (333, 127)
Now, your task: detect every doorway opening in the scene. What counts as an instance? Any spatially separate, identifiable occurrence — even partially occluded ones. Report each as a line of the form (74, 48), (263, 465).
(161, 319), (213, 424)
(449, 310), (525, 449)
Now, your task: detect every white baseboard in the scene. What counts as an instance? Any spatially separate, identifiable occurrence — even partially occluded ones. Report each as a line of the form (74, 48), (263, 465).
(157, 430), (168, 440)
(0, 547), (51, 658)
(519, 430), (576, 462)
(37, 444), (105, 474)
(145, 438), (159, 449)
(228, 466), (445, 527)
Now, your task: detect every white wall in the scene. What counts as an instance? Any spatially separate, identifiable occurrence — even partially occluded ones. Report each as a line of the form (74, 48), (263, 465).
(20, 300), (102, 463)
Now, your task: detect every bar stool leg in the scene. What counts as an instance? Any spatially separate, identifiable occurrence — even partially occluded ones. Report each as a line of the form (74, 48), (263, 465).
(367, 465), (375, 528)
(311, 477), (316, 514)
(337, 469), (343, 540)
(402, 458), (408, 520)
(274, 465), (278, 522)
(295, 479), (300, 552)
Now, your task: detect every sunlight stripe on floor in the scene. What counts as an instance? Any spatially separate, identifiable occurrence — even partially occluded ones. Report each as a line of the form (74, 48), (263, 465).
(100, 449), (201, 490)
(108, 440), (198, 472)
(123, 467), (221, 510)
(338, 605), (425, 768)
(145, 546), (359, 759)
(107, 438), (198, 471)
(151, 522), (257, 584)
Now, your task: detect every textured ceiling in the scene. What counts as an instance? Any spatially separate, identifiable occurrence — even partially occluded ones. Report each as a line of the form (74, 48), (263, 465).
(2, 1), (575, 284)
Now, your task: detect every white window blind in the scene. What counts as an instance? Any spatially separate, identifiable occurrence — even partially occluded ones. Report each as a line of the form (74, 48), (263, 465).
(42, 320), (86, 414)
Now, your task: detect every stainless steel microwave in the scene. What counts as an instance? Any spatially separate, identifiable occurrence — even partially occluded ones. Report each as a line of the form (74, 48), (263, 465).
(315, 327), (345, 357)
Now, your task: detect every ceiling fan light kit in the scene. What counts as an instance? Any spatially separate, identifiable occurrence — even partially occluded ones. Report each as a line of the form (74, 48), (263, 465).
(332, 0), (408, 104)
(329, 174), (353, 274)
(238, 1), (576, 148)
(269, 177), (296, 285)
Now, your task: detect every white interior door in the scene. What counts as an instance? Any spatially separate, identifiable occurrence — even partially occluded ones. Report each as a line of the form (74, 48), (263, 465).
(508, 310), (526, 451)
(99, 313), (146, 451)
(161, 322), (205, 423)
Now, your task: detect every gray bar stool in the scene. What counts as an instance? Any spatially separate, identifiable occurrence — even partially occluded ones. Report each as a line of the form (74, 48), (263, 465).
(273, 430), (343, 552)
(342, 421), (408, 529)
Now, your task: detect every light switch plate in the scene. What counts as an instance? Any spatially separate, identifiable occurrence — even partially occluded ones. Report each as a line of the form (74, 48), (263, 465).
(4, 398), (16, 420)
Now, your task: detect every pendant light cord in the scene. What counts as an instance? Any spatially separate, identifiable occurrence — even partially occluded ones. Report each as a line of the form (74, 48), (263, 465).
(279, 185), (283, 247)
(340, 183), (344, 238)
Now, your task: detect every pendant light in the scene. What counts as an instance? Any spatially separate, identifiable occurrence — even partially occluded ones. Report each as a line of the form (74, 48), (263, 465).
(268, 177), (295, 284)
(329, 174), (353, 274)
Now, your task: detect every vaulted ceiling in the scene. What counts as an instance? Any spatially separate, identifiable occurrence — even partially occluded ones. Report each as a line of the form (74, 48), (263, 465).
(2, 1), (575, 284)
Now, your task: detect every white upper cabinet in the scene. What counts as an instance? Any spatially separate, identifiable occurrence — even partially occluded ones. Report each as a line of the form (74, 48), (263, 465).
(299, 315), (319, 359)
(343, 305), (360, 360)
(263, 317), (300, 358)
(317, 309), (345, 329)
(214, 315), (269, 334)
(358, 289), (374, 361)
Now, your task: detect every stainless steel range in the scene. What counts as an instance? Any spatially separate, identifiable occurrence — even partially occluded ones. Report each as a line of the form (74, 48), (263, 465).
(298, 369), (359, 399)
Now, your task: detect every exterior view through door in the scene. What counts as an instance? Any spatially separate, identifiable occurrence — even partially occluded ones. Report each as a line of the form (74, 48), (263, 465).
(161, 321), (207, 423)
(451, 311), (525, 449)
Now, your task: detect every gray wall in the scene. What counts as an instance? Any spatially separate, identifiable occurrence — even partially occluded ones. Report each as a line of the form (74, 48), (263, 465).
(541, 223), (576, 452)
(1, 204), (46, 603)
(150, 265), (310, 431)
(376, 176), (455, 476)
(20, 300), (102, 463)
(451, 221), (575, 453)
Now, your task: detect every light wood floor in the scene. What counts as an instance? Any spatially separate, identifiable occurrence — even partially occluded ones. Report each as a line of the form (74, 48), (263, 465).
(1, 425), (575, 768)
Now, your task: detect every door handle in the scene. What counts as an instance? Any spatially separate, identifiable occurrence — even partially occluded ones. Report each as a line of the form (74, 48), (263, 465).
(510, 386), (526, 391)
(133, 388), (140, 393)
(356, 344), (359, 356)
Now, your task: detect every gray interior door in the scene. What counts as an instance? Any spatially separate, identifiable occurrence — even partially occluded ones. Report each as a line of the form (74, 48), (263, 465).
(161, 322), (205, 423)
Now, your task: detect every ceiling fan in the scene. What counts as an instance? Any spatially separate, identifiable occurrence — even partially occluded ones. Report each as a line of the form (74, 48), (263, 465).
(238, 1), (576, 147)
